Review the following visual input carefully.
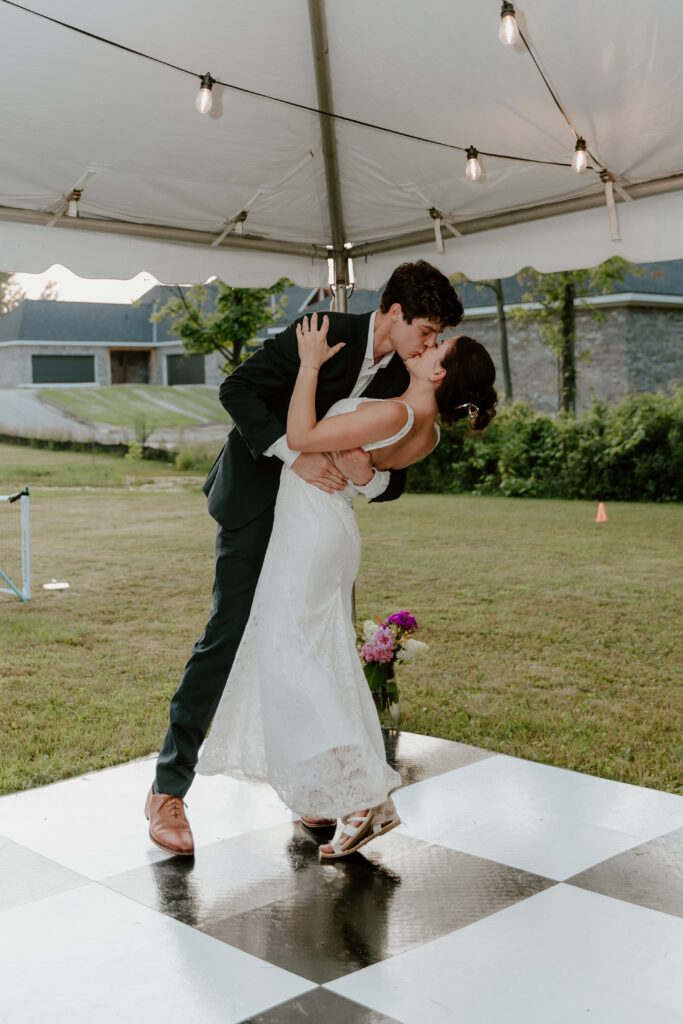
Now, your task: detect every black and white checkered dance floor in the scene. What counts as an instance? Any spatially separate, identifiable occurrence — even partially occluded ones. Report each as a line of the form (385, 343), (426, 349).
(1, 731), (682, 1023)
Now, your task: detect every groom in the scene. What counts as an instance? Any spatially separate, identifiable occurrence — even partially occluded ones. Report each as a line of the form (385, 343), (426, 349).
(146, 260), (464, 855)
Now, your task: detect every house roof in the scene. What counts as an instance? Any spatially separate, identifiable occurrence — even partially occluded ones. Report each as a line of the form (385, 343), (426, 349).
(0, 298), (176, 343)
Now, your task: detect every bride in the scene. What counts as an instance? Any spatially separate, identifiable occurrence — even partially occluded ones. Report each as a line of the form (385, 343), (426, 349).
(196, 313), (497, 859)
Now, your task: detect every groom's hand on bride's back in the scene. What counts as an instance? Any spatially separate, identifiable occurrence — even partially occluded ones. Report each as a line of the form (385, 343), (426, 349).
(331, 448), (374, 487)
(292, 452), (348, 493)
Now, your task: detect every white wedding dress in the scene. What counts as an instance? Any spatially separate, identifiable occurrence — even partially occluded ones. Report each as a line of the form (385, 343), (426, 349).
(195, 397), (412, 817)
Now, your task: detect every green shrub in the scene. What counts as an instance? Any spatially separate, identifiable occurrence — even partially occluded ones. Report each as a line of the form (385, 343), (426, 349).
(124, 440), (143, 462)
(407, 387), (682, 502)
(174, 444), (219, 474)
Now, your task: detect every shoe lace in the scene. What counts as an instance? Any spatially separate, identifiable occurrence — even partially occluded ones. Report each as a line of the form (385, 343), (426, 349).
(161, 795), (188, 819)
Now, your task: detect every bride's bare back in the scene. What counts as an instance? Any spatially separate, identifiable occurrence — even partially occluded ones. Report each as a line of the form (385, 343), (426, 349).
(327, 399), (440, 475)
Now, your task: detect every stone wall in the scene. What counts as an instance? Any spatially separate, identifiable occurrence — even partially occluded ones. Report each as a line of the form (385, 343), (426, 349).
(0, 344), (110, 387)
(0, 345), (26, 387)
(626, 307), (683, 394)
(465, 303), (681, 412)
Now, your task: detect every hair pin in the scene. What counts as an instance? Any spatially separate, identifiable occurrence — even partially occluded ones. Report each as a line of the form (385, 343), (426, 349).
(456, 402), (479, 418)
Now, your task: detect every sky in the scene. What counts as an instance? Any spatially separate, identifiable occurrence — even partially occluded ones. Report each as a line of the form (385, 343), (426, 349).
(12, 265), (161, 304)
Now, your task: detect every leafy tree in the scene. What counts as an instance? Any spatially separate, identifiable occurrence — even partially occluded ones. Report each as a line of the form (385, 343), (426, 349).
(38, 280), (59, 300)
(150, 278), (291, 374)
(512, 258), (637, 414)
(452, 274), (513, 400)
(0, 272), (26, 316)
(0, 273), (58, 316)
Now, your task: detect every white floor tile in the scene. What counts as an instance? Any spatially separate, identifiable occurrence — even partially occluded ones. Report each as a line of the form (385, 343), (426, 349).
(0, 840), (88, 911)
(0, 753), (293, 879)
(327, 884), (683, 1024)
(394, 755), (683, 878)
(0, 882), (314, 1024)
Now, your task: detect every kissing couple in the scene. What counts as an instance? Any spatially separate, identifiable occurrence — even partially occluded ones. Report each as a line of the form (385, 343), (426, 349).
(146, 260), (497, 860)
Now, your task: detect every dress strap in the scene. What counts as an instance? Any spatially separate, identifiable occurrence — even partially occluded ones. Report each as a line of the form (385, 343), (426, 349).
(362, 400), (414, 452)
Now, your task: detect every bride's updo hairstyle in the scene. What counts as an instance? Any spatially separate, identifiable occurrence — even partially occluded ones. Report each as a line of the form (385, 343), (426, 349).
(435, 335), (498, 430)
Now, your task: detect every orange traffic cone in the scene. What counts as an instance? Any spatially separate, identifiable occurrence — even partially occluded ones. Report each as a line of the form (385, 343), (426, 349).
(595, 502), (608, 523)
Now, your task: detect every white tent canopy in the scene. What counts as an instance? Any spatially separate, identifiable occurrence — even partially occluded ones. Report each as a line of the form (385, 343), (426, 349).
(2, 0), (683, 290)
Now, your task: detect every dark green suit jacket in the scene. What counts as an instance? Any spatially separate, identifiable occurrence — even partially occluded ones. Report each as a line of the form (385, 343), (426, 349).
(203, 311), (410, 530)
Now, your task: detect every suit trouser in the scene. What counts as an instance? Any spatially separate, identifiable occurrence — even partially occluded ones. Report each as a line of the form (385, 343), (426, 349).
(155, 503), (276, 798)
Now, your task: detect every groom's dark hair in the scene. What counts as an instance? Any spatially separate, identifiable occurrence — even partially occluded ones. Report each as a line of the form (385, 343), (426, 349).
(379, 260), (463, 329)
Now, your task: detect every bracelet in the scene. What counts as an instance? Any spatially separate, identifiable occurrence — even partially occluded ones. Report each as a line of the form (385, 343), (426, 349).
(300, 364), (320, 370)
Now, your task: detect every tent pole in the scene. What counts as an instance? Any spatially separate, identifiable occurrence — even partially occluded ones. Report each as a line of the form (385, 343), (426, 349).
(307, 0), (348, 312)
(333, 250), (348, 312)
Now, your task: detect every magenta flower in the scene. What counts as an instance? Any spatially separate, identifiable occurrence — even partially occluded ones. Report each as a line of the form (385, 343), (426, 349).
(384, 611), (418, 632)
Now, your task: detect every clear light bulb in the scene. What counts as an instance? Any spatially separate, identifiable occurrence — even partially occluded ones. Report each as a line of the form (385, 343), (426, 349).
(465, 146), (481, 181)
(572, 138), (588, 173)
(67, 199), (79, 217)
(499, 2), (519, 45)
(195, 73), (215, 114)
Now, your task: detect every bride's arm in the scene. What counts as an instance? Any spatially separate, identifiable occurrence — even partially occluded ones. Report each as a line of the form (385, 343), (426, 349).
(286, 314), (408, 453)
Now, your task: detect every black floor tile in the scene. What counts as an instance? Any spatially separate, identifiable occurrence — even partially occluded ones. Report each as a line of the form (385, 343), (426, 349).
(242, 987), (403, 1023)
(106, 820), (555, 984)
(567, 827), (683, 917)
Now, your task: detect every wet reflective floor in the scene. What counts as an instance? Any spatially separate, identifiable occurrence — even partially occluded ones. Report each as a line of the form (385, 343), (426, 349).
(1, 730), (682, 1023)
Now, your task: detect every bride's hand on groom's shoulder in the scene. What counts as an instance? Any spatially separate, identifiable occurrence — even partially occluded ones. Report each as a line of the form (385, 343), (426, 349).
(296, 313), (345, 370)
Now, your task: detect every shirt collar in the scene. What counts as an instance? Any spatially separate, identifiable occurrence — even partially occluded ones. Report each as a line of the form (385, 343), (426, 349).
(363, 310), (393, 370)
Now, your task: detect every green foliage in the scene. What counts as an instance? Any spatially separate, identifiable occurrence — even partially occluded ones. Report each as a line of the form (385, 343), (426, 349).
(173, 444), (217, 473)
(0, 271), (26, 317)
(512, 258), (635, 355)
(150, 278), (292, 374)
(408, 387), (683, 502)
(124, 440), (143, 462)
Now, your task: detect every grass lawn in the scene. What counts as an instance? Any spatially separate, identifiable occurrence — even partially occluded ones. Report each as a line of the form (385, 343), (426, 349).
(0, 442), (222, 489)
(39, 384), (228, 429)
(0, 471), (681, 796)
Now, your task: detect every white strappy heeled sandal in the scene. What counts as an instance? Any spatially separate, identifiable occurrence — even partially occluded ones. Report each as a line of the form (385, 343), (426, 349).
(319, 805), (401, 861)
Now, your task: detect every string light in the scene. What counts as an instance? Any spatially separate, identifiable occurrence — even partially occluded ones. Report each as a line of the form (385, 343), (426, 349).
(499, 2), (519, 45)
(466, 146), (482, 181)
(195, 73), (215, 114)
(67, 188), (82, 217)
(572, 137), (588, 173)
(9, 0), (619, 247)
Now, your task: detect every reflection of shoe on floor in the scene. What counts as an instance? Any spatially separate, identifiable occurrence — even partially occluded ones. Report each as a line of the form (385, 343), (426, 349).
(319, 802), (401, 861)
(144, 786), (195, 856)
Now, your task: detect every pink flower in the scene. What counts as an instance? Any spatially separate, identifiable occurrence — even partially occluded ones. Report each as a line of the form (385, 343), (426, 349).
(360, 625), (396, 664)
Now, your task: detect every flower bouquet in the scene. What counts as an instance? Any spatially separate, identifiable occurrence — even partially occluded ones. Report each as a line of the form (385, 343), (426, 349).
(358, 611), (428, 725)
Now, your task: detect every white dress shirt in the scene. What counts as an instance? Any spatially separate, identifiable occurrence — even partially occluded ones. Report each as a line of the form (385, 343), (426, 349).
(264, 310), (394, 499)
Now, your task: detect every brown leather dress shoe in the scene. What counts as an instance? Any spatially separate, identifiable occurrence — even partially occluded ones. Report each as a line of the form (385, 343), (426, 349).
(145, 787), (195, 856)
